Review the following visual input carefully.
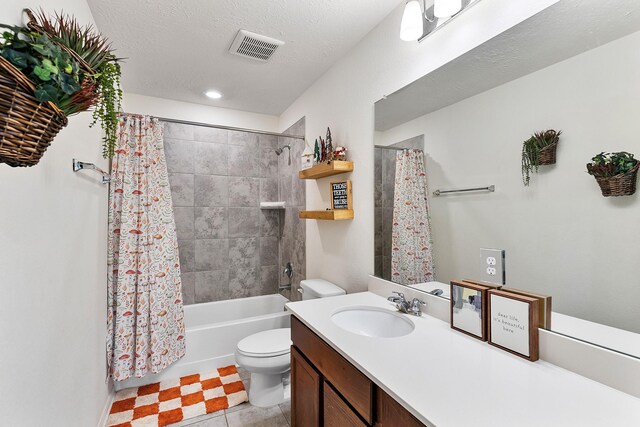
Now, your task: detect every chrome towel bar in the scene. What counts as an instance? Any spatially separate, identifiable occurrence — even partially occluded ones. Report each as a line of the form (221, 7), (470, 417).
(72, 159), (110, 184)
(433, 185), (494, 196)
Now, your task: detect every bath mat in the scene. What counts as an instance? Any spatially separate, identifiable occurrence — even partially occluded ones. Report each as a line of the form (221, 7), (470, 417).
(107, 365), (248, 427)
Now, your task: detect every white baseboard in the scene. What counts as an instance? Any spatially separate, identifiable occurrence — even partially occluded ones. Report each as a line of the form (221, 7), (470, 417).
(98, 388), (115, 427)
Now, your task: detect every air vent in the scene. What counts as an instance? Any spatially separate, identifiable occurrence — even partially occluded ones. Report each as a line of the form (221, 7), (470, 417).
(229, 30), (284, 62)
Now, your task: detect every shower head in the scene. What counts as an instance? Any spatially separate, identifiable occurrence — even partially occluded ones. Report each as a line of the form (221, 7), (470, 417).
(275, 145), (291, 155)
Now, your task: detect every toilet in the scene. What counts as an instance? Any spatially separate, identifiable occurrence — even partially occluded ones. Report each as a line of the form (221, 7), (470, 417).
(235, 279), (346, 407)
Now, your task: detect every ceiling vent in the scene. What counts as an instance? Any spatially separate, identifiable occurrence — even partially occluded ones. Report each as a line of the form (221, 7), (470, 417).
(229, 30), (284, 62)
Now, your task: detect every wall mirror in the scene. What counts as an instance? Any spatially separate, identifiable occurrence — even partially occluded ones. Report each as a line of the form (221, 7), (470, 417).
(373, 0), (640, 359)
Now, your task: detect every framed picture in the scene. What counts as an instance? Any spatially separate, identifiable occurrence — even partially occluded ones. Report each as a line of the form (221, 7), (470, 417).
(488, 289), (540, 361)
(450, 280), (491, 341)
(330, 180), (352, 210)
(502, 287), (552, 329)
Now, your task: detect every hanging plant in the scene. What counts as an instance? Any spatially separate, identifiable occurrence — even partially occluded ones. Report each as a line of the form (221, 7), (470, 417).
(521, 129), (561, 186)
(0, 9), (122, 167)
(586, 151), (639, 197)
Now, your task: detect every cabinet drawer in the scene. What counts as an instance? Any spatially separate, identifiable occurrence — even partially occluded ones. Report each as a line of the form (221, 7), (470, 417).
(291, 316), (374, 424)
(324, 381), (367, 427)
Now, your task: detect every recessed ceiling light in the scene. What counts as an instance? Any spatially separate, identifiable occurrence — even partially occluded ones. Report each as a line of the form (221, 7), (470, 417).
(204, 90), (223, 99)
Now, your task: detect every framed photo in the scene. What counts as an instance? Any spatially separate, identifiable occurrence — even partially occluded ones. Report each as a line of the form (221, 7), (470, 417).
(488, 289), (539, 361)
(450, 280), (491, 341)
(502, 287), (552, 329)
(330, 180), (352, 210)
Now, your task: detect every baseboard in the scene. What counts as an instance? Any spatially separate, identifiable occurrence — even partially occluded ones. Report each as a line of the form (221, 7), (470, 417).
(98, 388), (115, 427)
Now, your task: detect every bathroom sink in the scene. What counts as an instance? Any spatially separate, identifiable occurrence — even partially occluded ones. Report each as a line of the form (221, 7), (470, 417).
(331, 306), (415, 338)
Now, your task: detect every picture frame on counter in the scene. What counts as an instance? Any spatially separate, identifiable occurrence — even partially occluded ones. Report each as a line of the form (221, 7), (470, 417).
(488, 289), (540, 361)
(501, 287), (552, 329)
(450, 280), (491, 341)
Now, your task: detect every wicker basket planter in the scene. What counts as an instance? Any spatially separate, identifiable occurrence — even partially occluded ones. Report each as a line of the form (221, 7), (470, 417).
(0, 55), (68, 167)
(537, 142), (558, 165)
(591, 163), (639, 197)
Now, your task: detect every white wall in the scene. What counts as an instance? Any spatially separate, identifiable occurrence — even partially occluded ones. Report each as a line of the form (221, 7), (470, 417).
(0, 1), (111, 426)
(376, 30), (640, 333)
(279, 0), (558, 294)
(124, 93), (280, 132)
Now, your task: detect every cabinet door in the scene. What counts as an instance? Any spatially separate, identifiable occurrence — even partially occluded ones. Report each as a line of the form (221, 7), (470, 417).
(291, 346), (321, 427)
(323, 381), (367, 427)
(375, 389), (425, 427)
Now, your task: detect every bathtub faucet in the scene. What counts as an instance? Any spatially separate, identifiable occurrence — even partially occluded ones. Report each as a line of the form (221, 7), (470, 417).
(280, 262), (293, 290)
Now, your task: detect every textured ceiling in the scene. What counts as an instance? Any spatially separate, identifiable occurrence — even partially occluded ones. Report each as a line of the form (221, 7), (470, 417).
(376, 0), (640, 131)
(87, 0), (400, 115)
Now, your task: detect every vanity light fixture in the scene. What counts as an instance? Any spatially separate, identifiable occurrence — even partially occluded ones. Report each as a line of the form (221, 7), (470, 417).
(434, 0), (462, 18)
(399, 0), (479, 42)
(204, 90), (223, 99)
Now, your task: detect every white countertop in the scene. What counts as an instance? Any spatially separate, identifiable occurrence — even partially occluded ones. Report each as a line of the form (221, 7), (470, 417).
(286, 292), (640, 427)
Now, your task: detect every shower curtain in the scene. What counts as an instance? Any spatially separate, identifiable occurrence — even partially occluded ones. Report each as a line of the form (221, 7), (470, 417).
(391, 149), (435, 285)
(107, 114), (185, 381)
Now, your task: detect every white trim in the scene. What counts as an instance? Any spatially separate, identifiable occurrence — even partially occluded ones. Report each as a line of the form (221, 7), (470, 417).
(98, 388), (115, 427)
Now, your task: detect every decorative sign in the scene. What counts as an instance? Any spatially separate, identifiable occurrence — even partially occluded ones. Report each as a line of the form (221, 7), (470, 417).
(502, 287), (552, 329)
(488, 289), (539, 361)
(331, 180), (352, 210)
(450, 280), (491, 341)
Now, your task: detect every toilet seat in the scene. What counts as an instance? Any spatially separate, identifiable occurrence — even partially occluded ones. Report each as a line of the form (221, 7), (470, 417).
(236, 328), (291, 358)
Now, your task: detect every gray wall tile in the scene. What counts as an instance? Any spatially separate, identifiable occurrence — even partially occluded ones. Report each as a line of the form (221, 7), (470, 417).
(178, 239), (195, 273)
(195, 142), (227, 175)
(260, 237), (279, 266)
(165, 138), (194, 174)
(195, 239), (229, 271)
(260, 210), (280, 237)
(229, 145), (260, 177)
(260, 265), (278, 295)
(195, 175), (228, 206)
(164, 122), (194, 140)
(259, 134), (278, 149)
(195, 270), (230, 303)
(174, 207), (195, 240)
(194, 127), (228, 144)
(229, 177), (259, 207)
(229, 238), (259, 269)
(260, 148), (278, 178)
(229, 267), (260, 298)
(259, 178), (278, 202)
(181, 272), (195, 305)
(228, 208), (260, 237)
(229, 130), (259, 150)
(169, 173), (194, 207)
(195, 207), (227, 239)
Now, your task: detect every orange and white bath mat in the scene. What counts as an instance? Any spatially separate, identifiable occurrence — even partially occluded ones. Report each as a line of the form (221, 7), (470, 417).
(107, 365), (248, 427)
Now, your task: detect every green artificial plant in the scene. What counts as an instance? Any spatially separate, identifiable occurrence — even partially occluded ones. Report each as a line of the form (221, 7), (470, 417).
(586, 152), (638, 177)
(521, 129), (561, 186)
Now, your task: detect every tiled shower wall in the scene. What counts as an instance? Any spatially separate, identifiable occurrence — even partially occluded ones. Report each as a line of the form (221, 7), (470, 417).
(374, 135), (424, 281)
(165, 118), (305, 304)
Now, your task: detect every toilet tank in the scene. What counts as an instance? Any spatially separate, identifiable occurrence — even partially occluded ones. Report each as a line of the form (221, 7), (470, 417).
(300, 279), (345, 300)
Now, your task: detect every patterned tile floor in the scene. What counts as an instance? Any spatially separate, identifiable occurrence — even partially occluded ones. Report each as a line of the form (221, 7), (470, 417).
(167, 368), (291, 427)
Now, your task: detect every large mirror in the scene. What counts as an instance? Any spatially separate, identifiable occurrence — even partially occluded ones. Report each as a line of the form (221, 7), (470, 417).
(374, 0), (640, 358)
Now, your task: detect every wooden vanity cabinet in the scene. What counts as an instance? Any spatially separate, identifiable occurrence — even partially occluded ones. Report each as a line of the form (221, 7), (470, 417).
(291, 316), (425, 427)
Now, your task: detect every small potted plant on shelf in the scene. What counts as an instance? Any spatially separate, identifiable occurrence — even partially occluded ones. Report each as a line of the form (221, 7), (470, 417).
(0, 9), (122, 167)
(521, 129), (561, 186)
(586, 151), (639, 197)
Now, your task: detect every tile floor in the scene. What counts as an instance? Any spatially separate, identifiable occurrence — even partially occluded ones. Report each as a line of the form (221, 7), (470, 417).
(168, 368), (291, 427)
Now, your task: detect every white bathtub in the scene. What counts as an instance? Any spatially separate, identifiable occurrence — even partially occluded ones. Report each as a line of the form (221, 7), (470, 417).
(114, 293), (291, 391)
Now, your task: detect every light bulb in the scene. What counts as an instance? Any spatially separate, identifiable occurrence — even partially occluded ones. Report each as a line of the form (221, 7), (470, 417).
(434, 0), (462, 18)
(400, 0), (423, 41)
(204, 90), (223, 99)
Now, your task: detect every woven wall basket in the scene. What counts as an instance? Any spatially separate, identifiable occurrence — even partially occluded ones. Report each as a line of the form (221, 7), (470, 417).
(537, 142), (558, 165)
(0, 56), (68, 167)
(592, 163), (639, 197)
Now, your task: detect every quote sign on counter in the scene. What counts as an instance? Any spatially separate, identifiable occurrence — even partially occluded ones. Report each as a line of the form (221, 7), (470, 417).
(331, 180), (352, 210)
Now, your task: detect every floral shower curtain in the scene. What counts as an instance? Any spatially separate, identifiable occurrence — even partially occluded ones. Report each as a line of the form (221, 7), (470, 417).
(391, 149), (435, 285)
(107, 114), (185, 381)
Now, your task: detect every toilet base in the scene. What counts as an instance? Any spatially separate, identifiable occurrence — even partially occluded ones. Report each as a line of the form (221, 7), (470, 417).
(249, 372), (286, 407)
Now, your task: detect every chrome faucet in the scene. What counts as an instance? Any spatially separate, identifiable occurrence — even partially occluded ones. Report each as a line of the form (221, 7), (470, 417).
(387, 292), (425, 317)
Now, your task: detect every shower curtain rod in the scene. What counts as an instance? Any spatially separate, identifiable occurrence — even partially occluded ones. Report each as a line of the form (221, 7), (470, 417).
(374, 145), (423, 151)
(152, 116), (305, 140)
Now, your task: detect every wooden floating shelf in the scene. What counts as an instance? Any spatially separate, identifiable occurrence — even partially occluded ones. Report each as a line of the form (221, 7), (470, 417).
(298, 161), (354, 180)
(299, 209), (354, 220)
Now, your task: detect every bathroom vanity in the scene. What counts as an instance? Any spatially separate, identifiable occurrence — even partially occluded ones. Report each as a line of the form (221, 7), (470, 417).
(287, 292), (640, 427)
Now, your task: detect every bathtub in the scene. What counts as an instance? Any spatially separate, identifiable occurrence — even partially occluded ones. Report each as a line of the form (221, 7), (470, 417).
(114, 293), (291, 391)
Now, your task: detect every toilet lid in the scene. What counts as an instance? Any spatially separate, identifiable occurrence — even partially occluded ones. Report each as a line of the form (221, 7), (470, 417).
(237, 328), (292, 358)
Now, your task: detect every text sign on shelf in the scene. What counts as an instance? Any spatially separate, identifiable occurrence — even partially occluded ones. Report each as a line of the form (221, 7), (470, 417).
(331, 180), (352, 210)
